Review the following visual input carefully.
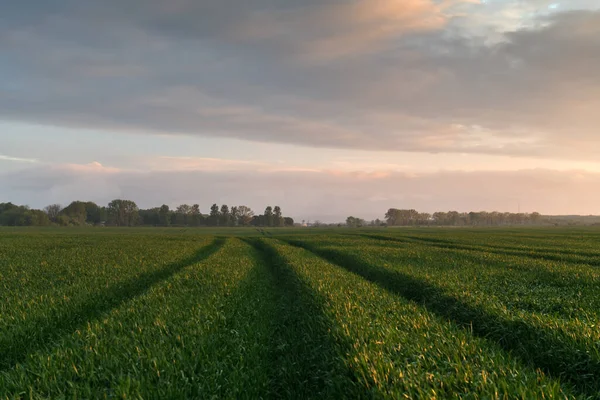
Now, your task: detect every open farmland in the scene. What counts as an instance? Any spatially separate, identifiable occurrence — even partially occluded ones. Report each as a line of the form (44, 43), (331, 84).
(1, 228), (599, 399)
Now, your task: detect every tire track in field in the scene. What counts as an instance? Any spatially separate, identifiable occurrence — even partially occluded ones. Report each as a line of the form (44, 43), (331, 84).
(404, 234), (600, 264)
(242, 238), (369, 399)
(358, 233), (600, 268)
(0, 237), (226, 372)
(283, 238), (600, 399)
(359, 234), (597, 290)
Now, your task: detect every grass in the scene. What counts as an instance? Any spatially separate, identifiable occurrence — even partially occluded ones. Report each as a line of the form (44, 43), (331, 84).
(0, 228), (598, 398)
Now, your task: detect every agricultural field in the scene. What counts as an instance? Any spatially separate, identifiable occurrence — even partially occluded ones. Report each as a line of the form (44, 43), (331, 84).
(1, 227), (599, 398)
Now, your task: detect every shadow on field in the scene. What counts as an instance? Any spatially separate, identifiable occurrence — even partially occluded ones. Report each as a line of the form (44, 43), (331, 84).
(0, 237), (226, 372)
(283, 238), (600, 398)
(360, 235), (595, 290)
(358, 233), (600, 267)
(241, 238), (369, 399)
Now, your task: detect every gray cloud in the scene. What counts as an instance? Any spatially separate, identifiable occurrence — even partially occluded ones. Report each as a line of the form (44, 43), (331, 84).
(1, 1), (599, 159)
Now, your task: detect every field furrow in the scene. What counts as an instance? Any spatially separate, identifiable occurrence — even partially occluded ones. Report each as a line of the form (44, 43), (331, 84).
(284, 235), (600, 397)
(267, 238), (572, 399)
(1, 228), (598, 398)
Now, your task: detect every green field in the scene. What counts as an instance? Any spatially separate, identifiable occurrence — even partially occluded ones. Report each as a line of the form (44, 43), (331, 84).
(1, 228), (599, 399)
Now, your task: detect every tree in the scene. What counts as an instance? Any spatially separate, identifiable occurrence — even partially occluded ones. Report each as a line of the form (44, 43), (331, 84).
(264, 206), (274, 227)
(237, 206), (254, 226)
(139, 207), (160, 226)
(107, 199), (139, 227)
(385, 208), (399, 225)
(530, 212), (542, 224)
(27, 209), (51, 226)
(0, 205), (26, 226)
(385, 209), (419, 226)
(208, 204), (220, 226)
(220, 205), (231, 226)
(447, 211), (461, 226)
(159, 205), (170, 226)
(417, 213), (431, 226)
(0, 203), (50, 226)
(61, 201), (87, 225)
(273, 206), (283, 227)
(190, 204), (203, 226)
(44, 204), (62, 222)
(84, 202), (106, 224)
(283, 217), (294, 227)
(230, 206), (239, 227)
(59, 201), (105, 225)
(175, 204), (192, 226)
(432, 212), (447, 225)
(346, 216), (365, 228)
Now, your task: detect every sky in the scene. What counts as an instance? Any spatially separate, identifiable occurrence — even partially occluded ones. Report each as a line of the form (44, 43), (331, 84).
(1, 0), (600, 221)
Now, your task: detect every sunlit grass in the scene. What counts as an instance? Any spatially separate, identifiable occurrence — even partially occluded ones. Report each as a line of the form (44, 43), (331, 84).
(1, 228), (597, 398)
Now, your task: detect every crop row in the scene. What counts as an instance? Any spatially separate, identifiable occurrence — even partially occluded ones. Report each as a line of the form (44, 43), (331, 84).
(1, 230), (598, 398)
(284, 234), (600, 397)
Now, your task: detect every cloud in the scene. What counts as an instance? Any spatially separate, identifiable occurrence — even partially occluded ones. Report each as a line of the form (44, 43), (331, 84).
(153, 156), (266, 172)
(61, 161), (121, 173)
(0, 154), (39, 163)
(236, 0), (479, 60)
(0, 2), (599, 160)
(2, 162), (599, 220)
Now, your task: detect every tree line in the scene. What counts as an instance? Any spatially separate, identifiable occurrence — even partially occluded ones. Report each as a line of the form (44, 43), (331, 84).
(0, 201), (559, 228)
(383, 209), (543, 226)
(0, 200), (294, 227)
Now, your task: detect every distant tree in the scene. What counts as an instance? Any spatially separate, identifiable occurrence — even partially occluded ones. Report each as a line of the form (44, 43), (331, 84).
(369, 218), (383, 227)
(283, 217), (294, 227)
(251, 214), (268, 227)
(0, 206), (25, 226)
(432, 212), (447, 225)
(44, 204), (62, 222)
(176, 204), (192, 225)
(230, 206), (239, 227)
(190, 204), (203, 226)
(273, 206), (283, 227)
(176, 204), (191, 215)
(0, 203), (50, 226)
(346, 216), (365, 228)
(220, 205), (231, 226)
(417, 213), (431, 226)
(237, 206), (254, 226)
(84, 202), (106, 224)
(139, 207), (160, 226)
(208, 204), (220, 226)
(0, 203), (17, 214)
(264, 206), (274, 227)
(385, 208), (399, 226)
(28, 209), (51, 226)
(107, 199), (139, 227)
(56, 215), (71, 226)
(159, 204), (171, 226)
(447, 211), (461, 226)
(61, 201), (87, 225)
